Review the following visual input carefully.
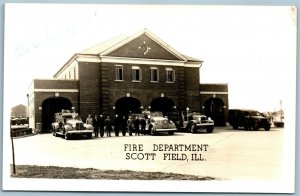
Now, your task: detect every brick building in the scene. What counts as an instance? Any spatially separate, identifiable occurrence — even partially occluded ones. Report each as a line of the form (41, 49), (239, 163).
(28, 29), (228, 131)
(11, 104), (27, 117)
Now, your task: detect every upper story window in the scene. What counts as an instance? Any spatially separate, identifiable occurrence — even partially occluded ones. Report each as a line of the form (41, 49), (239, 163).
(74, 66), (77, 80)
(132, 66), (142, 82)
(166, 68), (175, 83)
(115, 65), (123, 81)
(150, 67), (159, 82)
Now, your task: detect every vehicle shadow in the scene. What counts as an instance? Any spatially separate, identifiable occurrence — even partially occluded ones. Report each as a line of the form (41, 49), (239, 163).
(215, 126), (283, 133)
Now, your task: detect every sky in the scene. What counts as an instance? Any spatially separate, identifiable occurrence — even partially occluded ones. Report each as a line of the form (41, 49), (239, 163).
(4, 4), (297, 112)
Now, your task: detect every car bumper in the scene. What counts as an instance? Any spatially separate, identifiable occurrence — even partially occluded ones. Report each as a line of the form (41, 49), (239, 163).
(67, 130), (93, 134)
(155, 128), (177, 132)
(196, 123), (214, 126)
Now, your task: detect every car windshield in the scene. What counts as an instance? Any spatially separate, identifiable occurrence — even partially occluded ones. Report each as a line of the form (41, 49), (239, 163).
(62, 114), (73, 119)
(192, 116), (202, 120)
(191, 112), (202, 115)
(151, 112), (163, 117)
(249, 111), (261, 116)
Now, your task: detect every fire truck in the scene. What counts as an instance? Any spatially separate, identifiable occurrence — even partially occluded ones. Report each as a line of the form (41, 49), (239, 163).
(51, 109), (93, 140)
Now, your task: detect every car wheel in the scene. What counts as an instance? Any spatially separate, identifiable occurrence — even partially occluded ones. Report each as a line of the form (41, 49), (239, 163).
(52, 126), (56, 136)
(253, 123), (259, 131)
(264, 124), (271, 131)
(190, 123), (196, 133)
(87, 133), (92, 139)
(65, 133), (70, 140)
(168, 131), (174, 135)
(206, 126), (214, 133)
(149, 126), (155, 135)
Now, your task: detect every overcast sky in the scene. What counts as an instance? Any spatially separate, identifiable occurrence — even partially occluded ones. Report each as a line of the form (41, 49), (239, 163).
(4, 4), (296, 112)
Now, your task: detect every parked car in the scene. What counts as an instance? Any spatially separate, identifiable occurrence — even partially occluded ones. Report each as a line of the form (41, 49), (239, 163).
(146, 111), (177, 135)
(51, 110), (93, 139)
(273, 115), (284, 127)
(167, 111), (214, 133)
(10, 117), (32, 137)
(228, 109), (271, 131)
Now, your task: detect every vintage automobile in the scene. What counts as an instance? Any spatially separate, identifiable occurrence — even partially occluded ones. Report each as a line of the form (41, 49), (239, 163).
(10, 117), (32, 137)
(167, 111), (214, 133)
(228, 109), (271, 131)
(146, 111), (177, 135)
(51, 109), (93, 140)
(273, 115), (284, 127)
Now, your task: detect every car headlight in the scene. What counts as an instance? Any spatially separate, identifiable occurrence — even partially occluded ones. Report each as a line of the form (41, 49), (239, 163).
(208, 117), (212, 121)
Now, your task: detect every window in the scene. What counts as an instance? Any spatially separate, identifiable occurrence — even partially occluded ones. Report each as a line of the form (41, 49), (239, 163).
(74, 67), (76, 80)
(150, 67), (159, 82)
(132, 66), (142, 82)
(166, 68), (175, 83)
(115, 65), (123, 81)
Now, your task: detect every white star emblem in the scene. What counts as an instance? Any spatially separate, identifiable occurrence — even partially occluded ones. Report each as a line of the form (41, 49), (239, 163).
(138, 41), (151, 55)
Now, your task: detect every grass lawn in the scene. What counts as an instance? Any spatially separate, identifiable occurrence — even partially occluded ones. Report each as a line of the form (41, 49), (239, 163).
(11, 165), (217, 180)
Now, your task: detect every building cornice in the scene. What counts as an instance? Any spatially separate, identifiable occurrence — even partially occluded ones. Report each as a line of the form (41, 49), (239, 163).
(74, 55), (201, 68)
(100, 56), (187, 66)
(34, 89), (79, 93)
(200, 91), (228, 95)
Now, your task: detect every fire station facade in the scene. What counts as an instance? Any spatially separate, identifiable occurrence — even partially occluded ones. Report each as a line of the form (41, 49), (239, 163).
(28, 29), (228, 131)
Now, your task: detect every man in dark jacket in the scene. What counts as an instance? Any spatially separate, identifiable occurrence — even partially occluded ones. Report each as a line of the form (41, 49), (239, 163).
(105, 116), (112, 137)
(99, 114), (105, 137)
(114, 115), (120, 136)
(134, 116), (140, 136)
(93, 114), (100, 138)
(140, 116), (146, 135)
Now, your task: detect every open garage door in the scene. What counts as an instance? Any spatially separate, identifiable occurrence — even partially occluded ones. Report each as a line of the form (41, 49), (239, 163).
(115, 97), (141, 117)
(42, 97), (72, 132)
(150, 97), (175, 116)
(204, 98), (225, 126)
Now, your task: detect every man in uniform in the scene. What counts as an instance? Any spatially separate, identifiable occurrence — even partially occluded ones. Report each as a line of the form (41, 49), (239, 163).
(105, 116), (112, 137)
(99, 114), (105, 137)
(93, 114), (100, 138)
(86, 114), (93, 125)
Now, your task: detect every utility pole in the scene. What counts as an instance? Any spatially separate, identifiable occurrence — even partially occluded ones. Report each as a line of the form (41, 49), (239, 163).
(10, 119), (16, 174)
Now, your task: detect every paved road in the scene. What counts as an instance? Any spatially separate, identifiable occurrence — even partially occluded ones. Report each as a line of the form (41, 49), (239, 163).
(10, 127), (285, 180)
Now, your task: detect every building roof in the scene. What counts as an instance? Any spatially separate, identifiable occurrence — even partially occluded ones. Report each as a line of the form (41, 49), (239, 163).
(54, 28), (203, 77)
(80, 35), (128, 55)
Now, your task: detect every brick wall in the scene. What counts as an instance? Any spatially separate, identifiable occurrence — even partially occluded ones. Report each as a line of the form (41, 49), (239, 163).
(199, 83), (229, 124)
(103, 62), (188, 114)
(200, 83), (228, 92)
(34, 79), (79, 89)
(78, 61), (101, 118)
(31, 79), (79, 131)
(184, 67), (201, 111)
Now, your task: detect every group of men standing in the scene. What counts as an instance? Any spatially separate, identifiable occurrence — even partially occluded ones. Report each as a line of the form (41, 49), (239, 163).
(127, 115), (147, 136)
(85, 114), (112, 137)
(85, 113), (148, 138)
